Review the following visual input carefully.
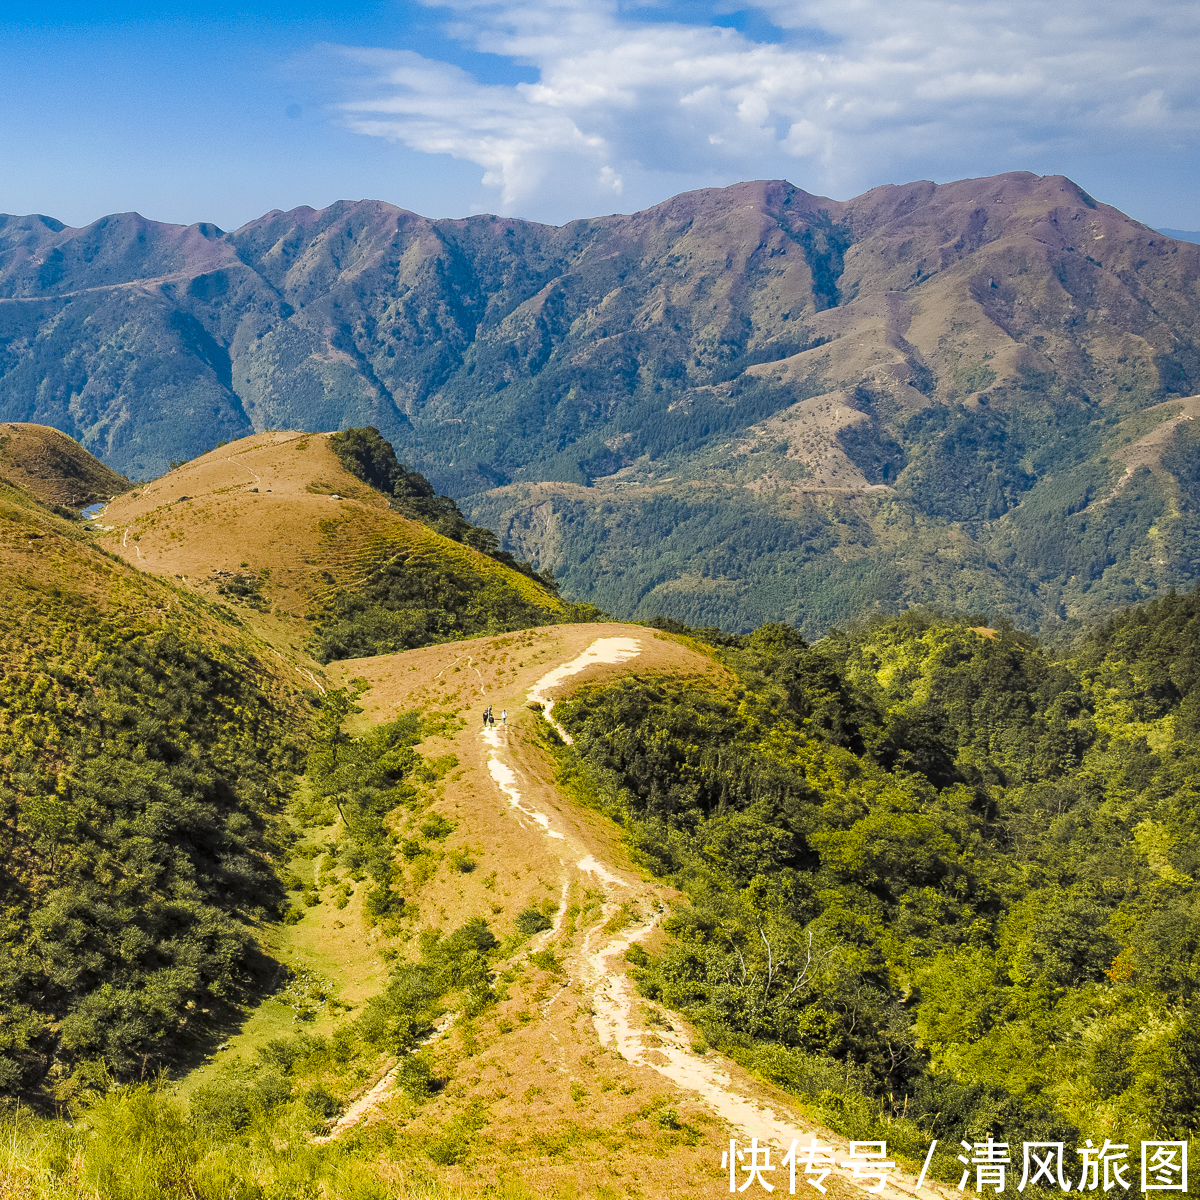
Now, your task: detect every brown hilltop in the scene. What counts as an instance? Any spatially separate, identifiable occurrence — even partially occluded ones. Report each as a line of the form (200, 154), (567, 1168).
(95, 430), (564, 634)
(0, 422), (129, 507)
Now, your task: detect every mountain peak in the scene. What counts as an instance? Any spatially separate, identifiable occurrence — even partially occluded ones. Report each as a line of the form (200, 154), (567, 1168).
(1, 172), (1198, 632)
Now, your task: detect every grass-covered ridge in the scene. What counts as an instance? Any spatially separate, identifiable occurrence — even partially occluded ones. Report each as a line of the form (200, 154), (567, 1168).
(308, 427), (590, 662)
(328, 426), (557, 592)
(553, 599), (1200, 1160)
(0, 421), (131, 508)
(90, 428), (591, 664)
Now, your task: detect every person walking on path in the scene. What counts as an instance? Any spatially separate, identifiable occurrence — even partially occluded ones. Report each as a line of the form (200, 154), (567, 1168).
(483, 705), (493, 728)
(501, 709), (507, 728)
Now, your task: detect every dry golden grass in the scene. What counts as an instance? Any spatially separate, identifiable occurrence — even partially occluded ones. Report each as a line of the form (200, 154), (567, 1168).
(0, 422), (129, 507)
(95, 431), (563, 627)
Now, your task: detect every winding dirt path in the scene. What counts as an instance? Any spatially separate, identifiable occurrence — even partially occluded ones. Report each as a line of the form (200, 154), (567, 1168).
(490, 636), (952, 1200)
(321, 627), (953, 1196)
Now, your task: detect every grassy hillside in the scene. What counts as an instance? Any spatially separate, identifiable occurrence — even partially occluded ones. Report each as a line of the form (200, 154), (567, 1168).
(0, 471), (311, 1099)
(93, 428), (575, 662)
(3, 431), (1200, 1195)
(0, 422), (129, 508)
(0, 620), (733, 1199)
(0, 420), (582, 1106)
(2, 175), (1199, 631)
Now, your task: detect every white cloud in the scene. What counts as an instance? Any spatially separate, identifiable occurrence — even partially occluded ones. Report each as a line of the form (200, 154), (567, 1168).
(329, 0), (1200, 217)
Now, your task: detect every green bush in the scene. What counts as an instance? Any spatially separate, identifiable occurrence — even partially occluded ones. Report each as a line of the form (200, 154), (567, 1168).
(396, 1054), (436, 1101)
(190, 1071), (291, 1134)
(514, 908), (552, 936)
(258, 1032), (326, 1074)
(303, 1083), (341, 1118)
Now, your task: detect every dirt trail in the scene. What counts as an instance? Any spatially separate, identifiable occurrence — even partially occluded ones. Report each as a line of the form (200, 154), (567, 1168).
(491, 636), (952, 1200)
(322, 626), (950, 1195)
(313, 1011), (458, 1145)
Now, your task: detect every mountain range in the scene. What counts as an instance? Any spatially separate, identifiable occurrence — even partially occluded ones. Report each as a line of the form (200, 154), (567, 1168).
(2, 172), (1199, 633)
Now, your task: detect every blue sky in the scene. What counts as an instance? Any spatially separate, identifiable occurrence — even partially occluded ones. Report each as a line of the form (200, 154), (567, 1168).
(2, 0), (1198, 231)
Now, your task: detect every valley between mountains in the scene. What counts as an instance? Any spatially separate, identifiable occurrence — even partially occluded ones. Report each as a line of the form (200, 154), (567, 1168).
(243, 622), (950, 1198)
(4, 171), (1200, 633)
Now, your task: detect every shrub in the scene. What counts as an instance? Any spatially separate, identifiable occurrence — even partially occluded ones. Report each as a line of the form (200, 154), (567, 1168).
(419, 814), (456, 840)
(304, 1083), (341, 1118)
(397, 1054), (436, 1101)
(515, 908), (553, 935)
(529, 948), (564, 975)
(258, 1032), (327, 1074)
(449, 847), (476, 873)
(189, 1070), (291, 1134)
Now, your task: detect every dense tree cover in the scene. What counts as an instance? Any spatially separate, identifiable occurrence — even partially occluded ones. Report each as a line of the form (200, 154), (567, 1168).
(0, 613), (301, 1098)
(556, 598), (1200, 1157)
(329, 427), (558, 593)
(307, 551), (584, 664)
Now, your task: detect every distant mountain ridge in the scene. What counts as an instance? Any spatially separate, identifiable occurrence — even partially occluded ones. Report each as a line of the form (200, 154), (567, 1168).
(1158, 228), (1200, 245)
(2, 174), (1200, 632)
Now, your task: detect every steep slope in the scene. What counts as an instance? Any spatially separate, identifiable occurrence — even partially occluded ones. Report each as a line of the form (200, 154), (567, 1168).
(0, 471), (311, 1098)
(1, 175), (1199, 631)
(0, 416), (571, 1109)
(93, 429), (568, 660)
(0, 421), (129, 507)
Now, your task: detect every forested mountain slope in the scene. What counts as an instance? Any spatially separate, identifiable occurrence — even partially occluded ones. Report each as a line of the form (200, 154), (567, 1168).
(0, 471), (309, 1095)
(1, 175), (1198, 630)
(557, 599), (1200, 1151)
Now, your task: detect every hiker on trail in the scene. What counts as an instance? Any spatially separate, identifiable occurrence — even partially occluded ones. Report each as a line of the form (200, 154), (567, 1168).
(483, 706), (491, 728)
(501, 709), (507, 727)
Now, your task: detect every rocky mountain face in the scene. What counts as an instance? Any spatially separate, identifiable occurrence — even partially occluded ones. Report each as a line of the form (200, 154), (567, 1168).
(1, 174), (1198, 632)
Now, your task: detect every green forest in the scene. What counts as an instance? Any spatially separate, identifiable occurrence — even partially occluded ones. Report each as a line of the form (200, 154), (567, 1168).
(3, 440), (1200, 1195)
(552, 599), (1200, 1175)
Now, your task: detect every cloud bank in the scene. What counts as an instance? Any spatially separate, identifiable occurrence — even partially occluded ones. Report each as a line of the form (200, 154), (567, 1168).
(331, 0), (1200, 218)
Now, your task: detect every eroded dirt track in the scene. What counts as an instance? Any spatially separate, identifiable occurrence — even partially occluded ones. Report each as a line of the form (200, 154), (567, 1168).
(490, 636), (950, 1200)
(322, 624), (953, 1197)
